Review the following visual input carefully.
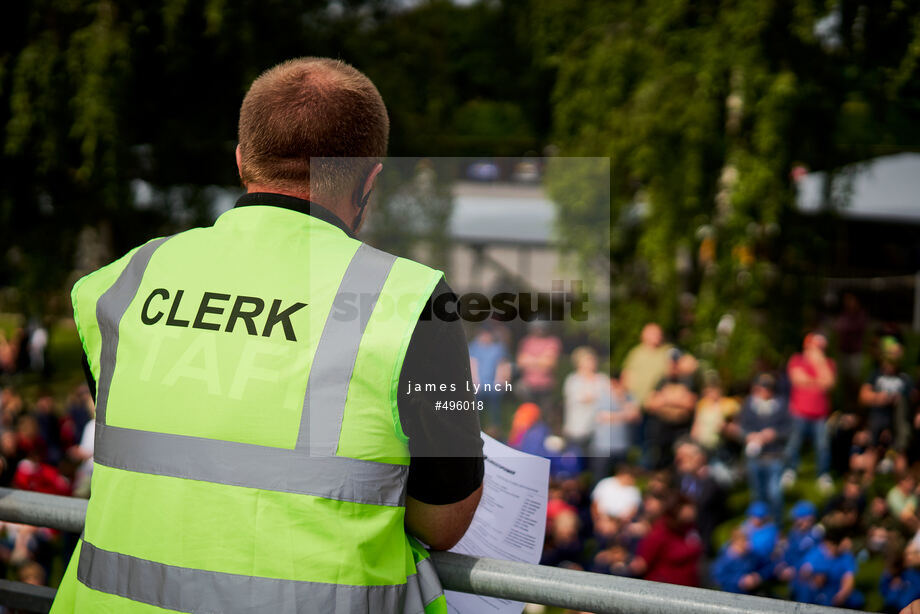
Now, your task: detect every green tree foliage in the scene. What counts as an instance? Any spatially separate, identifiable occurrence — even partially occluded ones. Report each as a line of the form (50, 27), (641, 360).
(535, 0), (920, 384)
(352, 0), (553, 156)
(1, 0), (551, 315)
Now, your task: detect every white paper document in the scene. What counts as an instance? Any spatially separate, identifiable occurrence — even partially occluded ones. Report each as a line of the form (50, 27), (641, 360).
(444, 433), (550, 614)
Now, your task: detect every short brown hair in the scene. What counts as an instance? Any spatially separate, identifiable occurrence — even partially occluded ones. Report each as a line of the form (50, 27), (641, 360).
(238, 57), (389, 197)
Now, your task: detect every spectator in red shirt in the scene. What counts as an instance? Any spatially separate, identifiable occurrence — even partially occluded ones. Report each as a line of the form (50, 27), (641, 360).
(11, 414), (70, 496)
(783, 333), (836, 493)
(634, 493), (702, 587)
(516, 321), (562, 423)
(14, 415), (47, 465)
(13, 458), (71, 496)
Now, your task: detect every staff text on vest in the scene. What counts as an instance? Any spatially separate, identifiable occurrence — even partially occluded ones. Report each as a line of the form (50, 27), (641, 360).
(141, 288), (307, 341)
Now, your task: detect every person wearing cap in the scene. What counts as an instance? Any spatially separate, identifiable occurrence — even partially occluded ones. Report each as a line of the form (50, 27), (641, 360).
(741, 501), (779, 581)
(783, 332), (837, 493)
(796, 525), (863, 608)
(739, 373), (792, 523)
(860, 336), (914, 474)
(775, 500), (821, 583)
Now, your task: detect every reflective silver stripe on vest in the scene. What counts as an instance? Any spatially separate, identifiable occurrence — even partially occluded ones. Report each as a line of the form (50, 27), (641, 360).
(414, 557), (443, 607)
(298, 243), (396, 456)
(94, 236), (172, 425)
(400, 558), (443, 614)
(94, 423), (408, 506)
(77, 540), (414, 614)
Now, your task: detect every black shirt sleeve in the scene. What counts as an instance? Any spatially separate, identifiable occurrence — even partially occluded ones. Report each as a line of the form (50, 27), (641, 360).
(82, 353), (97, 402)
(399, 279), (485, 505)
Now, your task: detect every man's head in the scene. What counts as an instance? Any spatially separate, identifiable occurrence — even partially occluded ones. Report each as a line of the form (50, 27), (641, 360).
(571, 346), (598, 373)
(475, 324), (496, 345)
(881, 336), (903, 371)
(822, 524), (848, 555)
(803, 332), (827, 352)
(898, 472), (916, 493)
(701, 370), (723, 399)
(662, 492), (696, 532)
(237, 58), (389, 227)
(842, 473), (863, 499)
(666, 348), (683, 376)
(675, 439), (706, 476)
(790, 500), (817, 529)
(528, 319), (550, 337)
(745, 501), (770, 525)
(728, 528), (750, 554)
(640, 323), (663, 348)
(752, 373), (776, 399)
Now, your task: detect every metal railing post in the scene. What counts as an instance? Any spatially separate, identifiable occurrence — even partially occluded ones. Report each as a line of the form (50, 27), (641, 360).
(0, 579), (56, 613)
(0, 488), (86, 534)
(430, 551), (857, 614)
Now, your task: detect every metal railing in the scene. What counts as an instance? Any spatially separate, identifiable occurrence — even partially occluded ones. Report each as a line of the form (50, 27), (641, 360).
(0, 487), (865, 614)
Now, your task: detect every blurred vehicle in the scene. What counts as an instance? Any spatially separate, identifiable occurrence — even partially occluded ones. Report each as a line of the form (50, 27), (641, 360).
(467, 161), (500, 181)
(512, 160), (540, 183)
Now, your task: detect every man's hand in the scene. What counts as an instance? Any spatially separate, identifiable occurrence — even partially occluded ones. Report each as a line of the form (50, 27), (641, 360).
(901, 600), (920, 614)
(405, 484), (483, 550)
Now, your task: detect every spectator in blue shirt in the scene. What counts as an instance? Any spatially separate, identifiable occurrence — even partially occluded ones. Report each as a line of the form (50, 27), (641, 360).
(509, 402), (550, 457)
(776, 500), (822, 583)
(590, 372), (638, 483)
(468, 323), (511, 431)
(797, 526), (864, 608)
(741, 501), (779, 580)
(712, 529), (763, 594)
(881, 548), (920, 614)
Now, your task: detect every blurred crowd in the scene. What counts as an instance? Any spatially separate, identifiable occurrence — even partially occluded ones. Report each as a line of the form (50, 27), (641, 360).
(0, 321), (49, 378)
(1, 291), (919, 611)
(470, 294), (920, 612)
(0, 381), (94, 592)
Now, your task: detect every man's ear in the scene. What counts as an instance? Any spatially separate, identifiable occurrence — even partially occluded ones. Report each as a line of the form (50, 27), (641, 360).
(235, 145), (244, 181)
(351, 162), (384, 234)
(361, 162), (384, 201)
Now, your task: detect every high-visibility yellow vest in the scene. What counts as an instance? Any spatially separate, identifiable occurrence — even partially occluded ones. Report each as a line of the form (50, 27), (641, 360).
(51, 202), (448, 613)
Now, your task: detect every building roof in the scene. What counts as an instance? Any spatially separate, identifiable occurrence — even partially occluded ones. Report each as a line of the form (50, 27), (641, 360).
(448, 181), (556, 245)
(796, 152), (920, 222)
